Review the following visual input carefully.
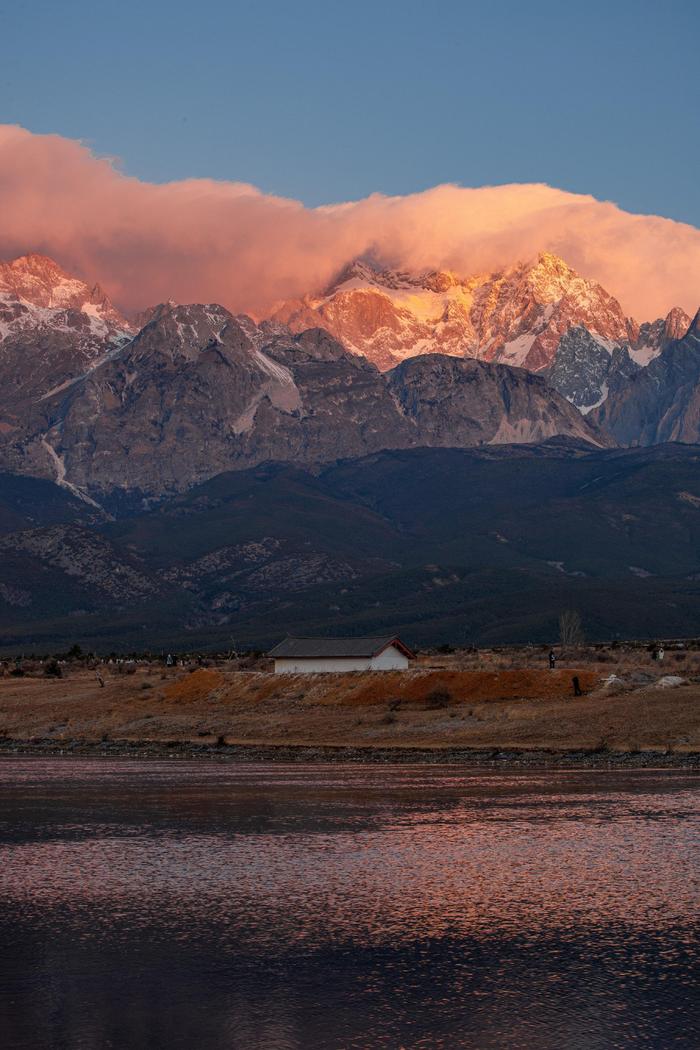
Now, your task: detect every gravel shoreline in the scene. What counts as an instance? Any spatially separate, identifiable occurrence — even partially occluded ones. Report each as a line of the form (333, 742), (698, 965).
(1, 737), (698, 768)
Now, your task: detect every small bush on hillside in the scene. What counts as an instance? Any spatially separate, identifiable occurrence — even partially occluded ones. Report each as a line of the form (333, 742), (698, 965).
(10, 668), (24, 677)
(425, 689), (452, 709)
(44, 660), (62, 678)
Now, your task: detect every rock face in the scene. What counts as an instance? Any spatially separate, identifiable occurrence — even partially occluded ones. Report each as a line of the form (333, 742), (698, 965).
(0, 301), (607, 499)
(545, 327), (640, 411)
(591, 311), (700, 445)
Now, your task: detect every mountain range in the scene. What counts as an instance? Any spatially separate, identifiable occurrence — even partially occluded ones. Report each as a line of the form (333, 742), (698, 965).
(0, 251), (698, 505)
(0, 249), (698, 648)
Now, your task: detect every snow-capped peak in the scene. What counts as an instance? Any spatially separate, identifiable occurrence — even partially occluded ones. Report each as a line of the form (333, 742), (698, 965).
(0, 253), (132, 346)
(274, 251), (637, 373)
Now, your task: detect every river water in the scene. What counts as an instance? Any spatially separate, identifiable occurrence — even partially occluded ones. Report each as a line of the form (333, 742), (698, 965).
(0, 759), (697, 1049)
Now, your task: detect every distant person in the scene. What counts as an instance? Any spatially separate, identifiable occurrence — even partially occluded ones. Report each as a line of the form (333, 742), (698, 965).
(657, 646), (664, 663)
(572, 675), (582, 697)
(549, 650), (556, 670)
(166, 653), (174, 667)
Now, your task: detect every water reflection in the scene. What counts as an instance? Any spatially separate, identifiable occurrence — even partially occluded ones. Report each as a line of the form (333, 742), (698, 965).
(0, 760), (698, 1049)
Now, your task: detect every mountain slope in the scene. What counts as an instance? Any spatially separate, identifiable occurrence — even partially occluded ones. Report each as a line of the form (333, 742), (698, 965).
(3, 443), (700, 651)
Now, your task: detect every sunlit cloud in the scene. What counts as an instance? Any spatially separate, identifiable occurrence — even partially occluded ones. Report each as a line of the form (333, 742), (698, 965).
(0, 124), (698, 320)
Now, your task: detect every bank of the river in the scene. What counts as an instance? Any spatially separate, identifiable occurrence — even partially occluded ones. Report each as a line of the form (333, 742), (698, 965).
(1, 737), (698, 768)
(1, 662), (699, 764)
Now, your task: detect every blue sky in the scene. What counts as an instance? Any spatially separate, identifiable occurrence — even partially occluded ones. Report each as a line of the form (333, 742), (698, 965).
(2, 0), (698, 225)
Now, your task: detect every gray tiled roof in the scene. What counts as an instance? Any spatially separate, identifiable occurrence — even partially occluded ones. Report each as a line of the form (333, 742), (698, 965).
(268, 636), (413, 659)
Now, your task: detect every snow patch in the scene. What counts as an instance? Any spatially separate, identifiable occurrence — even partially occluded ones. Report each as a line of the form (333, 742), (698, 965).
(498, 332), (537, 366)
(253, 349), (294, 385)
(629, 343), (662, 367)
(580, 381), (609, 415)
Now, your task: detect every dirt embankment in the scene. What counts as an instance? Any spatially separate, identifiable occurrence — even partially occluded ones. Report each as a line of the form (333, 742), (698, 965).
(0, 663), (699, 763)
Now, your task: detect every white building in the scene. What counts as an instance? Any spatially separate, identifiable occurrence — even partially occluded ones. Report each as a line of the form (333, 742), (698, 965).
(268, 635), (415, 674)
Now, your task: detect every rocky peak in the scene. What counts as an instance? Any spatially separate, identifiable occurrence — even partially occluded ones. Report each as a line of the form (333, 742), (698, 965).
(525, 251), (579, 298)
(687, 308), (700, 339)
(0, 253), (132, 342)
(665, 306), (692, 341)
(630, 306), (693, 366)
(128, 302), (244, 364)
(325, 259), (463, 298)
(0, 253), (114, 313)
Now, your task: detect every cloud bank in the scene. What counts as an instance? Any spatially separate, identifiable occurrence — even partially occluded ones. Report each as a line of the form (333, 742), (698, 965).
(0, 124), (698, 320)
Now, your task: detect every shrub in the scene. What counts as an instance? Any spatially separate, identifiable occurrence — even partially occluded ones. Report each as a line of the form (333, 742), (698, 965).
(44, 660), (62, 678)
(10, 668), (24, 677)
(425, 689), (452, 709)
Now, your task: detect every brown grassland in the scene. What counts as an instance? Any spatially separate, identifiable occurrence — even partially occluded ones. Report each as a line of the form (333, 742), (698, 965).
(1, 645), (699, 760)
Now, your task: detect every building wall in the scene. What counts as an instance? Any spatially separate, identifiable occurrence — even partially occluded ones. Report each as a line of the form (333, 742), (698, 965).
(274, 646), (409, 674)
(370, 647), (410, 671)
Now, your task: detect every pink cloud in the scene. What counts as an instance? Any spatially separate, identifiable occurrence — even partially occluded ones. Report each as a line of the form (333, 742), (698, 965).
(0, 124), (697, 320)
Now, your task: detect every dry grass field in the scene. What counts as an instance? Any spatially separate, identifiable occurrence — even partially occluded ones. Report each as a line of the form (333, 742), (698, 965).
(1, 644), (699, 756)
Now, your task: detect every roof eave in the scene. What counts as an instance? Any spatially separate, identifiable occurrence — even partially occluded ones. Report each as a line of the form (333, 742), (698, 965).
(374, 638), (416, 660)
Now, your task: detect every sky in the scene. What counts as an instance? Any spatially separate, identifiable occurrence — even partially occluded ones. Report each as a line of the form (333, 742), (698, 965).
(2, 0), (699, 224)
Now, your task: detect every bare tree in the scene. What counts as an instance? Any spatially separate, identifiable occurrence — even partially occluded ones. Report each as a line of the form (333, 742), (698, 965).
(559, 610), (584, 650)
